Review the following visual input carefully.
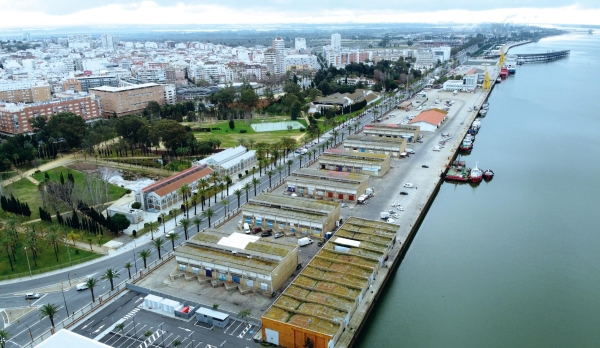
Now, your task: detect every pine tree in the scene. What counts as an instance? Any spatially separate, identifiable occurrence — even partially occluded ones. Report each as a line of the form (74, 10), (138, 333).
(71, 209), (80, 230)
(1, 195), (7, 212)
(60, 172), (65, 185)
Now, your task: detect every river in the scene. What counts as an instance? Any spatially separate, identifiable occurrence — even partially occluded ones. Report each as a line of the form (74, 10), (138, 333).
(356, 33), (600, 347)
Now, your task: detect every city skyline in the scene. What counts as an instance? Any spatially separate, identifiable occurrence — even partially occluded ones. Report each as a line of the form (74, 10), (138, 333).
(0, 0), (599, 29)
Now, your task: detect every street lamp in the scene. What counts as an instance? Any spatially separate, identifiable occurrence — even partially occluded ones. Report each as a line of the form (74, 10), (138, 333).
(23, 247), (32, 277)
(64, 236), (73, 266)
(60, 281), (70, 316)
(160, 323), (165, 347)
(131, 235), (139, 273)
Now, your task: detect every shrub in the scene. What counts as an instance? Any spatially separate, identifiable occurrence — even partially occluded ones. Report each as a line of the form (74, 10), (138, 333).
(245, 170), (249, 175)
(125, 189), (132, 194)
(131, 202), (142, 209)
(299, 127), (306, 132)
(34, 170), (41, 173)
(238, 173), (243, 179)
(239, 129), (247, 133)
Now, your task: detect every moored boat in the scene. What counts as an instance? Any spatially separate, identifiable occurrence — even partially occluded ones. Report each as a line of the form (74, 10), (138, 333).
(444, 161), (470, 182)
(460, 139), (473, 151)
(483, 169), (495, 180)
(469, 163), (483, 183)
(496, 77), (502, 83)
(479, 109), (488, 116)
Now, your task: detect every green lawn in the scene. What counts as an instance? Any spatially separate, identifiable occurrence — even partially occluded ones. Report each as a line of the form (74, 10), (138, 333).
(0, 242), (100, 279)
(2, 178), (43, 219)
(193, 120), (307, 147)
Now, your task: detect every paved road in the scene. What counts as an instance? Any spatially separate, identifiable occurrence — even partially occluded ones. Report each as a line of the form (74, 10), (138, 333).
(0, 95), (401, 347)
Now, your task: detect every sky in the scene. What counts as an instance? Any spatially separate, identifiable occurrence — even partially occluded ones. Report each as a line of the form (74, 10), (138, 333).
(0, 0), (598, 29)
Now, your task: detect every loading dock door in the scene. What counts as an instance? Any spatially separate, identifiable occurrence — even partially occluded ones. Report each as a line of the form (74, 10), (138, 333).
(205, 268), (212, 277)
(265, 328), (279, 345)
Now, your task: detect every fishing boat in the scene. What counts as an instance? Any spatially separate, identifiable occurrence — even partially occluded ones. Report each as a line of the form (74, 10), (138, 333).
(496, 77), (502, 83)
(469, 163), (483, 183)
(483, 169), (495, 180)
(444, 160), (470, 182)
(479, 109), (488, 116)
(460, 139), (473, 151)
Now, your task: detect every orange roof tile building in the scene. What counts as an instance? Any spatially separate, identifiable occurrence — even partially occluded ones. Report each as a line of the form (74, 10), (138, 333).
(408, 108), (448, 132)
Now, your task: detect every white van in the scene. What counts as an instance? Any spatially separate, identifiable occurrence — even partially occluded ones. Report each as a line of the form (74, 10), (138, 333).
(76, 283), (89, 291)
(453, 90), (458, 95)
(298, 237), (313, 247)
(406, 149), (415, 154)
(433, 146), (441, 151)
(243, 223), (251, 234)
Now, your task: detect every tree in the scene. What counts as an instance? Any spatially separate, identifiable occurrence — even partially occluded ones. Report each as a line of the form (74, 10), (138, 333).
(172, 340), (182, 347)
(0, 329), (11, 348)
(179, 218), (190, 240)
(169, 208), (179, 225)
(153, 237), (166, 259)
(234, 189), (243, 208)
(228, 119), (235, 130)
(290, 101), (302, 120)
(159, 213), (168, 233)
(202, 208), (215, 227)
(193, 217), (202, 233)
(243, 182), (251, 203)
(111, 213), (130, 233)
(115, 323), (125, 335)
(124, 262), (133, 279)
(139, 249), (151, 268)
(85, 277), (99, 302)
(102, 268), (120, 291)
(287, 159), (294, 175)
(266, 170), (274, 188)
(166, 232), (180, 250)
(237, 309), (252, 323)
(39, 303), (60, 327)
(46, 113), (87, 148)
(145, 221), (159, 241)
(220, 198), (229, 215)
(252, 177), (260, 196)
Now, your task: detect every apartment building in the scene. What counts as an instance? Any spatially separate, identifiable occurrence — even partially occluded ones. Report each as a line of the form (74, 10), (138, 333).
(63, 76), (119, 92)
(0, 95), (101, 135)
(0, 81), (51, 103)
(89, 83), (165, 117)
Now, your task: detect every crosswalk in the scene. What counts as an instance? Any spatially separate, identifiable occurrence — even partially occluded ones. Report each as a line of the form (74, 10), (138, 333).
(123, 308), (140, 320)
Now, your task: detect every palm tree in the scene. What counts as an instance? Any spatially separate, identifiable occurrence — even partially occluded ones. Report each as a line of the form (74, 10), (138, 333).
(299, 153), (304, 167)
(221, 198), (229, 215)
(191, 194), (198, 216)
(179, 218), (190, 240)
(0, 329), (12, 348)
(243, 182), (252, 203)
(286, 159), (293, 175)
(0, 234), (14, 272)
(101, 268), (120, 291)
(252, 177), (260, 196)
(169, 208), (179, 225)
(277, 165), (284, 182)
(124, 262), (132, 279)
(178, 183), (191, 205)
(202, 208), (215, 227)
(166, 232), (180, 250)
(223, 174), (232, 195)
(145, 221), (158, 241)
(45, 228), (61, 262)
(139, 249), (151, 268)
(39, 303), (60, 327)
(237, 309), (252, 323)
(153, 237), (165, 259)
(193, 218), (202, 233)
(310, 149), (317, 162)
(233, 189), (243, 208)
(85, 277), (99, 302)
(159, 212), (168, 233)
(266, 170), (274, 188)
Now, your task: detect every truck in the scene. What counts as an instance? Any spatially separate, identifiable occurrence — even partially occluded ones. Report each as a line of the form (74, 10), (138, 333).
(357, 194), (369, 204)
(298, 237), (313, 247)
(380, 212), (391, 220)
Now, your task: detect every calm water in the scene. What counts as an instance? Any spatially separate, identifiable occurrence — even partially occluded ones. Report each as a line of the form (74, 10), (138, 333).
(356, 34), (600, 348)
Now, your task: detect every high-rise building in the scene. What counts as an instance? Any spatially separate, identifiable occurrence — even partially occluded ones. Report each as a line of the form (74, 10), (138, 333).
(272, 37), (285, 75)
(331, 33), (341, 50)
(295, 38), (307, 52)
(89, 83), (166, 117)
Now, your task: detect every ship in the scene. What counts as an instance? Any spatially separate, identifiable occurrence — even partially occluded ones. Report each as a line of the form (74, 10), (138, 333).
(483, 169), (495, 180)
(479, 109), (488, 116)
(460, 139), (473, 151)
(505, 54), (517, 74)
(444, 160), (470, 182)
(469, 163), (483, 183)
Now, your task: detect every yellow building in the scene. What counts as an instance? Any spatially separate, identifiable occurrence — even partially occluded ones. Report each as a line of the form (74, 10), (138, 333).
(363, 123), (421, 143)
(174, 229), (298, 293)
(89, 83), (165, 117)
(285, 168), (370, 203)
(344, 134), (407, 158)
(318, 149), (391, 177)
(261, 217), (398, 348)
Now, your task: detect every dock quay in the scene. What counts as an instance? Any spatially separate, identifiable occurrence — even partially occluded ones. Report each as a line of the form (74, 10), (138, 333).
(516, 50), (570, 64)
(333, 67), (500, 348)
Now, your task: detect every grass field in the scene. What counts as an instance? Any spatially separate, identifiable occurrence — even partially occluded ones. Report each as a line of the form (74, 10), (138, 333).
(0, 242), (100, 278)
(193, 120), (307, 147)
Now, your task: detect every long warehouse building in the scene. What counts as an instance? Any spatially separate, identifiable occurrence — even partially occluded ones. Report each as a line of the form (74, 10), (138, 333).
(285, 168), (370, 203)
(319, 149), (391, 177)
(343, 134), (407, 158)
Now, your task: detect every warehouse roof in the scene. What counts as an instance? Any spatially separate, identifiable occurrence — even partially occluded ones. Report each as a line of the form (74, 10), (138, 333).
(188, 230), (296, 260)
(243, 204), (330, 225)
(249, 193), (339, 214)
(346, 134), (406, 145)
(409, 108), (448, 126)
(141, 165), (213, 197)
(262, 217), (397, 338)
(292, 168), (369, 183)
(286, 176), (361, 192)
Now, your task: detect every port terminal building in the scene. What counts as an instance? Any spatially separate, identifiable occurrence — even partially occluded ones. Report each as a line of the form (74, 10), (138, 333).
(285, 168), (370, 203)
(343, 134), (407, 158)
(242, 194), (341, 238)
(318, 149), (390, 177)
(174, 229), (298, 293)
(362, 123), (421, 143)
(408, 108), (448, 132)
(261, 217), (398, 348)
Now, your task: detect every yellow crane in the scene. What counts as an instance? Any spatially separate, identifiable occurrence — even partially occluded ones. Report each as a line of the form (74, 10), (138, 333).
(482, 66), (491, 90)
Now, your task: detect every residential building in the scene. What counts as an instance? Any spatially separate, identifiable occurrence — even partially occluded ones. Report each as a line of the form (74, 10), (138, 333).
(63, 75), (119, 92)
(242, 194), (341, 239)
(408, 108), (448, 132)
(89, 83), (165, 117)
(432, 46), (452, 62)
(261, 217), (397, 348)
(318, 149), (391, 177)
(134, 68), (166, 84)
(294, 38), (307, 52)
(164, 84), (176, 105)
(331, 33), (341, 50)
(174, 229), (298, 293)
(415, 49), (437, 67)
(135, 164), (213, 212)
(285, 168), (370, 203)
(0, 95), (101, 135)
(272, 37), (285, 75)
(344, 134), (408, 158)
(284, 55), (320, 70)
(0, 81), (51, 103)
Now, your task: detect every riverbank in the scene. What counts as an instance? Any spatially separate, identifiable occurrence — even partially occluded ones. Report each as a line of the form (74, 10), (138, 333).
(335, 69), (501, 347)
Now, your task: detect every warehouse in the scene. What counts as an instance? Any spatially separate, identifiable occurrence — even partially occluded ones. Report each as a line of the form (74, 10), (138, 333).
(285, 168), (370, 202)
(319, 149), (390, 177)
(174, 229), (298, 293)
(408, 108), (448, 132)
(362, 123), (421, 143)
(192, 145), (257, 177)
(344, 134), (407, 158)
(242, 194), (341, 238)
(261, 217), (398, 348)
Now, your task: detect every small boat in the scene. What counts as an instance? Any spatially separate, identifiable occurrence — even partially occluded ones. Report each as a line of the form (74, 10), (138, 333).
(460, 139), (473, 151)
(481, 103), (489, 110)
(444, 160), (470, 182)
(479, 109), (488, 116)
(483, 169), (495, 180)
(469, 163), (483, 183)
(496, 77), (502, 83)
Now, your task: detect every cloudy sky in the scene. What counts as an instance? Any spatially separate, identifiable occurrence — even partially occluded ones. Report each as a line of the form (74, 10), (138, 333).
(0, 0), (598, 29)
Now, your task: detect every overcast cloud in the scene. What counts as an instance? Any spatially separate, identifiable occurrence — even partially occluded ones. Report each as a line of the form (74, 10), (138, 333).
(0, 0), (598, 28)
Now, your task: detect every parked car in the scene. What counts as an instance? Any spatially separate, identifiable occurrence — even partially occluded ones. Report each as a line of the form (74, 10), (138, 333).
(261, 230), (273, 237)
(252, 227), (263, 234)
(422, 165), (430, 168)
(400, 191), (409, 195)
(403, 183), (414, 188)
(274, 232), (284, 239)
(25, 293), (40, 300)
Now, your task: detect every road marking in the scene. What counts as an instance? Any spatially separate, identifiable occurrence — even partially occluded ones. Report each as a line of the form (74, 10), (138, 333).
(93, 324), (105, 334)
(82, 320), (95, 330)
(178, 327), (192, 332)
(30, 294), (47, 306)
(220, 341), (227, 347)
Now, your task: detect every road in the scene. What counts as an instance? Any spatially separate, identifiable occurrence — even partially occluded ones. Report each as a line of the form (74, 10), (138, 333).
(0, 95), (402, 347)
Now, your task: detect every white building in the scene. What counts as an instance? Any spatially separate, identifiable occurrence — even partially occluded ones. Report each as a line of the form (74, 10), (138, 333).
(295, 38), (307, 52)
(442, 74), (478, 92)
(164, 84), (176, 105)
(415, 49), (437, 67)
(272, 37), (285, 75)
(432, 46), (452, 62)
(284, 55), (320, 70)
(331, 33), (341, 50)
(193, 146), (257, 177)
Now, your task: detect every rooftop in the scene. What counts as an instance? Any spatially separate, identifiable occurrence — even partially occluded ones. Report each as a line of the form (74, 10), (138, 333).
(409, 108), (448, 126)
(249, 193), (339, 214)
(189, 230), (296, 260)
(345, 134), (406, 145)
(242, 204), (330, 225)
(89, 83), (160, 92)
(291, 168), (369, 183)
(141, 165), (212, 197)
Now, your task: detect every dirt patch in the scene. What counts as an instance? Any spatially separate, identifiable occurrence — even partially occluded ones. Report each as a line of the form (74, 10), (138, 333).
(67, 163), (163, 181)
